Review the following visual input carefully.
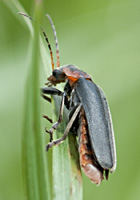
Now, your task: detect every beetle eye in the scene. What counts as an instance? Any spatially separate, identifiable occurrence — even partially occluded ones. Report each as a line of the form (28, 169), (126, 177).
(53, 69), (59, 76)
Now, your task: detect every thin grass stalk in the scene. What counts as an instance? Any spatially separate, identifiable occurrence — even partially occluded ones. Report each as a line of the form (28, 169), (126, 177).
(22, 2), (49, 199)
(3, 0), (50, 199)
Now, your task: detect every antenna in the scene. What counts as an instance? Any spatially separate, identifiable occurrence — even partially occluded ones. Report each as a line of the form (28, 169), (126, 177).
(46, 14), (60, 68)
(18, 12), (55, 70)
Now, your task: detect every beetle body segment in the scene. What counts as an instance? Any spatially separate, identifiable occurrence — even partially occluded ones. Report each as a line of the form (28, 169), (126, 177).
(63, 65), (91, 85)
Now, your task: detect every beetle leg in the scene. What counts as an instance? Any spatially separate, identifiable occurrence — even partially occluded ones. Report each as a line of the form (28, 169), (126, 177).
(45, 127), (54, 142)
(43, 115), (53, 141)
(47, 92), (66, 142)
(43, 114), (53, 123)
(41, 87), (64, 141)
(41, 87), (63, 96)
(42, 94), (52, 103)
(46, 103), (82, 151)
(41, 87), (63, 103)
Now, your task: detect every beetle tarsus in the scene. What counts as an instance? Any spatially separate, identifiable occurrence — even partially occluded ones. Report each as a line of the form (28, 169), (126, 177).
(45, 127), (53, 142)
(46, 138), (63, 151)
(46, 121), (59, 142)
(45, 127), (49, 133)
(42, 94), (52, 103)
(45, 120), (61, 139)
(46, 143), (51, 151)
(43, 114), (53, 123)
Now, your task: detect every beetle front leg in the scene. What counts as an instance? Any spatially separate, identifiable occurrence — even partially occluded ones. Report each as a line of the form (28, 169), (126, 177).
(41, 87), (63, 102)
(41, 87), (63, 96)
(46, 103), (82, 151)
(41, 87), (64, 141)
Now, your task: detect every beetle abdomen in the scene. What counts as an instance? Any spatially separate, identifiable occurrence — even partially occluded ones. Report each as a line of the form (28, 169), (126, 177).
(78, 108), (104, 185)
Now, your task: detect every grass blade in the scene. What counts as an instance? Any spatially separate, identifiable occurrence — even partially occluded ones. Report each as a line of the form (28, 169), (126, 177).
(52, 96), (83, 200)
(3, 0), (50, 199)
(22, 2), (49, 199)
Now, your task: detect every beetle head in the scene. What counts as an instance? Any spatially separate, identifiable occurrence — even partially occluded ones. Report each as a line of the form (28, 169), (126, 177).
(47, 67), (66, 86)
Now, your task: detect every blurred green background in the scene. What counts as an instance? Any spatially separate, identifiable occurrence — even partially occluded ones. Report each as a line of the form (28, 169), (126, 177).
(0, 0), (140, 199)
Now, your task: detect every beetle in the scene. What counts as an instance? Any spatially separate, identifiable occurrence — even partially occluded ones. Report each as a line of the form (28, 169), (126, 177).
(19, 13), (116, 185)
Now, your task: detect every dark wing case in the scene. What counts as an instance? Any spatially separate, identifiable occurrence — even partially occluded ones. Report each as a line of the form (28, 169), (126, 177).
(76, 78), (116, 171)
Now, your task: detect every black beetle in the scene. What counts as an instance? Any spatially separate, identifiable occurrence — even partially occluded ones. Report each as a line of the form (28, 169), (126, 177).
(19, 13), (116, 185)
(43, 64), (116, 185)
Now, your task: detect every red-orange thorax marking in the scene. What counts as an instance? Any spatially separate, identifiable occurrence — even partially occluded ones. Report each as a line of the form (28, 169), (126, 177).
(63, 66), (92, 86)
